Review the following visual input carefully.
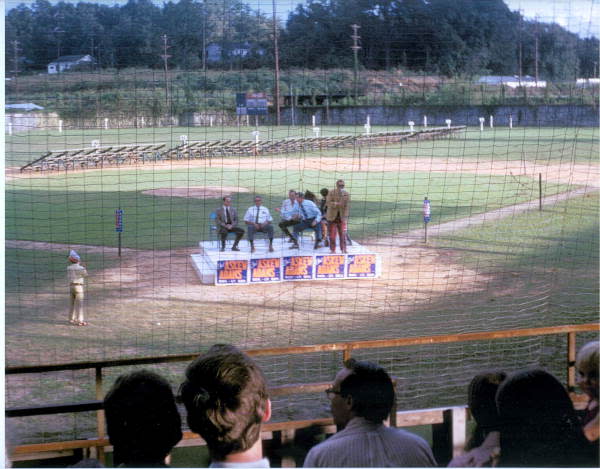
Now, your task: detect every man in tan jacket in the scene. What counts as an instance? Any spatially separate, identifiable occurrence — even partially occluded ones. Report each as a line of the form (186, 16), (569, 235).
(326, 179), (350, 253)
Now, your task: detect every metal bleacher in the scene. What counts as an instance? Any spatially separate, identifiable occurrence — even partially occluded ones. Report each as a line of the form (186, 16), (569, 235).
(19, 127), (466, 173)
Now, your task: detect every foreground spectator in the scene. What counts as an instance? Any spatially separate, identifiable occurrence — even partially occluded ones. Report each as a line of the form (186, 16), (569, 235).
(496, 368), (594, 467)
(448, 371), (506, 467)
(304, 359), (436, 467)
(180, 344), (271, 467)
(576, 340), (599, 444)
(104, 370), (182, 467)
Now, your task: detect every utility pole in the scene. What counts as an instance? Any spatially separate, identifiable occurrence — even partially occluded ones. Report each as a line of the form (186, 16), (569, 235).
(272, 0), (281, 125)
(351, 24), (361, 105)
(160, 34), (171, 113)
(202, 0), (207, 72)
(534, 16), (539, 83)
(12, 40), (20, 96)
(518, 11), (523, 84)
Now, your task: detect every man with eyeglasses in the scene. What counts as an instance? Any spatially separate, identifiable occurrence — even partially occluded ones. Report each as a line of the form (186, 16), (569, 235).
(304, 359), (436, 467)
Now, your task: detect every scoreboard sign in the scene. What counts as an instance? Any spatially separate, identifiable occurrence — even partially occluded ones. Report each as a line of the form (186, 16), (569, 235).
(236, 92), (268, 116)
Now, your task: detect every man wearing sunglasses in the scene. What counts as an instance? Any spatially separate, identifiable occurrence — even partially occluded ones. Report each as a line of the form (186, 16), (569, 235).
(304, 359), (436, 467)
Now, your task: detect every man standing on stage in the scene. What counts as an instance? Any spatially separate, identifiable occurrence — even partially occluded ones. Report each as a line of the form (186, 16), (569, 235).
(276, 190), (300, 243)
(67, 250), (88, 326)
(326, 179), (351, 253)
(216, 196), (244, 252)
(244, 196), (275, 253)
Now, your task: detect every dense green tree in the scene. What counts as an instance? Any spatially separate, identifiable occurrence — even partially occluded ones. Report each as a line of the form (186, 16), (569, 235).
(4, 0), (598, 79)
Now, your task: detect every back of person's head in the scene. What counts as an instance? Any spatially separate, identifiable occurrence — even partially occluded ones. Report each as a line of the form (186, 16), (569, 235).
(340, 359), (395, 424)
(576, 340), (599, 373)
(304, 190), (317, 203)
(496, 368), (591, 467)
(320, 188), (328, 197)
(179, 344), (269, 461)
(466, 371), (506, 449)
(104, 369), (182, 467)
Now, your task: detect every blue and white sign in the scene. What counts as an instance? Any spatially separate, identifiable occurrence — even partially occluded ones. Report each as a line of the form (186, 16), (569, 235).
(423, 198), (431, 223)
(115, 209), (124, 232)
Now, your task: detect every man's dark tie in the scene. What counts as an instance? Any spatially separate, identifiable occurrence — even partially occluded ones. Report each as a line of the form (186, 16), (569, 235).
(300, 203), (308, 219)
(226, 207), (232, 225)
(255, 207), (261, 223)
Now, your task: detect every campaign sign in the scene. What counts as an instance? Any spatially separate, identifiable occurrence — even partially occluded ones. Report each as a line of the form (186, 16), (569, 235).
(250, 258), (281, 283)
(283, 256), (314, 280)
(315, 255), (345, 279)
(347, 254), (377, 278)
(216, 260), (248, 285)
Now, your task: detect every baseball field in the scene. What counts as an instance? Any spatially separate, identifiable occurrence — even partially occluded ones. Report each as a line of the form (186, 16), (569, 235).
(5, 124), (599, 443)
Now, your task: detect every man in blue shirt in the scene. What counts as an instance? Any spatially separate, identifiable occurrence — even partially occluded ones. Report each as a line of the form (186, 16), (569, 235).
(291, 192), (322, 250)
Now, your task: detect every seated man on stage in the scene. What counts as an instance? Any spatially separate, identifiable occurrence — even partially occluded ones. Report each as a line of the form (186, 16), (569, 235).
(276, 190), (300, 243)
(291, 192), (322, 250)
(216, 196), (244, 252)
(244, 196), (275, 253)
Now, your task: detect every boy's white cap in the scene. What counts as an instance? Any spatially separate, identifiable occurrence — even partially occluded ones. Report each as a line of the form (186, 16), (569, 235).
(69, 250), (80, 261)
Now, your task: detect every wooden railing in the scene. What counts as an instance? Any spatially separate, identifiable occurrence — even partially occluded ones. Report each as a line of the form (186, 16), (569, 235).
(6, 323), (598, 466)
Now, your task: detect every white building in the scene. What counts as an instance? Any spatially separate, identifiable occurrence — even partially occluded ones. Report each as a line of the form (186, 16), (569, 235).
(47, 55), (96, 74)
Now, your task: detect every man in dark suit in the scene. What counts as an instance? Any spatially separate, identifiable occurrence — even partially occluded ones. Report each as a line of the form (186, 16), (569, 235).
(216, 196), (244, 252)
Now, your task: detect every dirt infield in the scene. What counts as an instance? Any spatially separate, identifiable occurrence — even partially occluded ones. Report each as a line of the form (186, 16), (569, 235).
(142, 186), (250, 199)
(9, 156), (599, 187)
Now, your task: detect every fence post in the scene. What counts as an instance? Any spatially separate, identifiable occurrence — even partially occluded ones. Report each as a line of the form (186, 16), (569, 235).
(567, 332), (577, 392)
(343, 348), (352, 362)
(432, 407), (467, 466)
(95, 367), (106, 465)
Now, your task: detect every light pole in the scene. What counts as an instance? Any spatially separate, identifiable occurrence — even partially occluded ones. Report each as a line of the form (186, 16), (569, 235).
(272, 0), (281, 125)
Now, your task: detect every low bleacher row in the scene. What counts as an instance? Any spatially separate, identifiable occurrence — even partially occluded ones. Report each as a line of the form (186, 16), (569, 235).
(19, 126), (466, 173)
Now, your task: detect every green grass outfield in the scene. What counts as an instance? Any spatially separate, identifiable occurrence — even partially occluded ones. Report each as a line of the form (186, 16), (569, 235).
(6, 168), (568, 249)
(5, 125), (598, 167)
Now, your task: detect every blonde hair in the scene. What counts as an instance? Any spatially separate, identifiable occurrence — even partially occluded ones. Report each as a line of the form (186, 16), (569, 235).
(576, 340), (599, 370)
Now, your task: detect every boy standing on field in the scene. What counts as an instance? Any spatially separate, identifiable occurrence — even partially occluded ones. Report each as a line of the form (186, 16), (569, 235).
(67, 250), (88, 326)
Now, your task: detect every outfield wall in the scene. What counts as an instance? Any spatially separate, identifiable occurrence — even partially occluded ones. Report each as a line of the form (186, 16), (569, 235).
(284, 104), (600, 127)
(6, 104), (598, 133)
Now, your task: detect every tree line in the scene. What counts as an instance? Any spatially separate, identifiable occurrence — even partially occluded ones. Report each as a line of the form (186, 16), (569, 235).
(5, 0), (599, 80)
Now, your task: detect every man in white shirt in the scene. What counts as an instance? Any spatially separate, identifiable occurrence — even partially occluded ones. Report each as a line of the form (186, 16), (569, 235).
(67, 249), (88, 326)
(275, 190), (300, 243)
(180, 344), (272, 468)
(244, 196), (275, 253)
(304, 359), (436, 467)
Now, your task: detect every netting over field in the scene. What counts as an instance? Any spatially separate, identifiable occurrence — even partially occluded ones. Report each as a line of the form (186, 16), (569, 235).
(5, 0), (599, 447)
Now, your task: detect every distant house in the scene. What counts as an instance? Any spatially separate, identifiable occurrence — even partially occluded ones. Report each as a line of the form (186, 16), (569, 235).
(478, 75), (546, 88)
(5, 103), (45, 111)
(576, 78), (600, 88)
(47, 55), (96, 74)
(206, 43), (264, 63)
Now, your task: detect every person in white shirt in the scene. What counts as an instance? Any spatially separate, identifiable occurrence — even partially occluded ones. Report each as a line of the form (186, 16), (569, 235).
(244, 196), (274, 253)
(304, 359), (436, 467)
(275, 190), (300, 243)
(67, 250), (88, 326)
(180, 344), (272, 468)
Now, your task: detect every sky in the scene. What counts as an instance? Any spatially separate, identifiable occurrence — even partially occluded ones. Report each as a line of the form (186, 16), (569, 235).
(4, 0), (599, 38)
